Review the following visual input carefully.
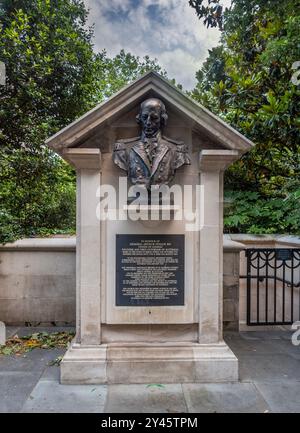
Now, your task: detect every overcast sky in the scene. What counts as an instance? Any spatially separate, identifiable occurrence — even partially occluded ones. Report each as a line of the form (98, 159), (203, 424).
(84, 0), (231, 90)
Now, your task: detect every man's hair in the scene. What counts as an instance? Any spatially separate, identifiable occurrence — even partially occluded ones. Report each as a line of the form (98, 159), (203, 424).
(136, 98), (168, 127)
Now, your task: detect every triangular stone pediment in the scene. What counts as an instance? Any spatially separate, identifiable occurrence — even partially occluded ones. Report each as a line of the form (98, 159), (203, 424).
(46, 71), (254, 155)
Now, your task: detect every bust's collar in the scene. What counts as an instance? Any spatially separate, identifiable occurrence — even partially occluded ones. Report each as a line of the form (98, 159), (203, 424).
(141, 131), (162, 143)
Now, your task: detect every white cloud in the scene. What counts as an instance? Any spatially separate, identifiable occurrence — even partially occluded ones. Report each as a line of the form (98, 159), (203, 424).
(84, 0), (226, 90)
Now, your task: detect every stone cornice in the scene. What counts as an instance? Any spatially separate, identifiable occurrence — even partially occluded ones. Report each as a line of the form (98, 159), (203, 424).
(199, 149), (241, 172)
(62, 148), (101, 169)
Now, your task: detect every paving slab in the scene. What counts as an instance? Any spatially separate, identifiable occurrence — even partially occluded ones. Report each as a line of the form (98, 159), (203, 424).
(182, 383), (271, 413)
(280, 331), (296, 341)
(0, 348), (65, 373)
(225, 337), (284, 355)
(14, 327), (75, 338)
(239, 354), (300, 382)
(21, 381), (107, 413)
(238, 332), (261, 340)
(0, 372), (41, 413)
(239, 331), (284, 340)
(265, 339), (300, 359)
(40, 364), (61, 382)
(254, 381), (300, 413)
(105, 384), (188, 413)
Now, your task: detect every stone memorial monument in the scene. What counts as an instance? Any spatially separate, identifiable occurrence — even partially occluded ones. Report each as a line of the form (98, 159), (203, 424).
(46, 72), (253, 384)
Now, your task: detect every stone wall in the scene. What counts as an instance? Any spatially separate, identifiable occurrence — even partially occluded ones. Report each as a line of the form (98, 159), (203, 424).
(223, 238), (244, 331)
(0, 238), (76, 325)
(0, 236), (245, 327)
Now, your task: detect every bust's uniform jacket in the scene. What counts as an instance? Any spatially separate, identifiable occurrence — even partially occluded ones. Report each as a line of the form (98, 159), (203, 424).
(113, 132), (190, 188)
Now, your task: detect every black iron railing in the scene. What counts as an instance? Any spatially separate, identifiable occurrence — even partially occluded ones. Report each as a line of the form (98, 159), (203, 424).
(242, 248), (300, 326)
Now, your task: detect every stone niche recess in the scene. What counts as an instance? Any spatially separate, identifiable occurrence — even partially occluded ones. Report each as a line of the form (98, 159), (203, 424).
(46, 72), (253, 384)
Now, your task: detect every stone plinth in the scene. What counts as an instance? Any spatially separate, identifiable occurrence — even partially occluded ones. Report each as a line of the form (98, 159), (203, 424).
(61, 342), (237, 384)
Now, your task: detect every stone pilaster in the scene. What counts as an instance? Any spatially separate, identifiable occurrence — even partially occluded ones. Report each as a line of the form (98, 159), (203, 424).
(198, 150), (240, 343)
(62, 150), (102, 346)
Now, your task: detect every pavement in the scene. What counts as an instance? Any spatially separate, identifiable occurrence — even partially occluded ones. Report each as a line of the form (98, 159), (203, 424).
(0, 327), (300, 413)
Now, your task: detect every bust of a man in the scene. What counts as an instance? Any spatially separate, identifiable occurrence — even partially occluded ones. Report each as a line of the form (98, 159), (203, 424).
(113, 98), (190, 189)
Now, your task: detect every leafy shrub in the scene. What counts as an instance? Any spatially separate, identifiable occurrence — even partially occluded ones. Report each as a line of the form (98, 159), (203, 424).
(224, 182), (300, 234)
(0, 150), (76, 243)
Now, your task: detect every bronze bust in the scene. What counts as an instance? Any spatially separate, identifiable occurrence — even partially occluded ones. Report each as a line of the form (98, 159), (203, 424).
(112, 98), (190, 189)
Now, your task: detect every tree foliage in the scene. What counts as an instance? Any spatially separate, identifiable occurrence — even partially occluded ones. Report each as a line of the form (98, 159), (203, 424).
(93, 49), (167, 102)
(190, 0), (300, 234)
(0, 0), (166, 243)
(189, 0), (225, 29)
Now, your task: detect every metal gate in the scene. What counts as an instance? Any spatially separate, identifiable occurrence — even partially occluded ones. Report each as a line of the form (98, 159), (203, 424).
(245, 248), (300, 326)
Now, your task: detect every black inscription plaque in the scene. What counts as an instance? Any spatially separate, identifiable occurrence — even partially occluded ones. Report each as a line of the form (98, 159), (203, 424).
(116, 234), (184, 306)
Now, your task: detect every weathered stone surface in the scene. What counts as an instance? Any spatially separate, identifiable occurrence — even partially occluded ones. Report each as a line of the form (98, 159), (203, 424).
(254, 381), (300, 413)
(21, 381), (107, 413)
(61, 342), (238, 384)
(239, 354), (300, 382)
(182, 383), (270, 413)
(0, 239), (76, 325)
(223, 242), (243, 331)
(0, 372), (41, 413)
(105, 384), (187, 413)
(0, 322), (5, 345)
